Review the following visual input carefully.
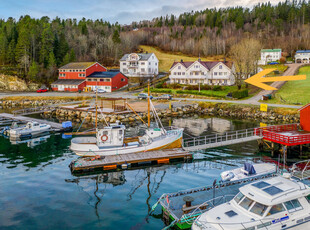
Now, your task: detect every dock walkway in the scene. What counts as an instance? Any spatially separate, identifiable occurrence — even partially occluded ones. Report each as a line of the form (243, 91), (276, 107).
(70, 149), (192, 173)
(183, 128), (261, 151)
(0, 113), (63, 130)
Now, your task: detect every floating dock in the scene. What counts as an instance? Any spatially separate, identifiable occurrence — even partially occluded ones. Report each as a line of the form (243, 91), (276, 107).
(69, 149), (192, 173)
(0, 113), (63, 130)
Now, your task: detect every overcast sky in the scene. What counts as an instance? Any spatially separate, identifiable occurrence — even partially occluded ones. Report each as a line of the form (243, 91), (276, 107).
(0, 0), (283, 24)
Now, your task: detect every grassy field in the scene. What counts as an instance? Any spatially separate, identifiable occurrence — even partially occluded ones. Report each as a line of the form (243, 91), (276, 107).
(139, 45), (227, 72)
(267, 66), (310, 105)
(260, 64), (288, 76)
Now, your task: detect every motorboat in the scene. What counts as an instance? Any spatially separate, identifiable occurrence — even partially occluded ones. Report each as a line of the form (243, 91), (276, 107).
(9, 121), (51, 138)
(70, 84), (183, 157)
(221, 162), (277, 181)
(192, 174), (310, 230)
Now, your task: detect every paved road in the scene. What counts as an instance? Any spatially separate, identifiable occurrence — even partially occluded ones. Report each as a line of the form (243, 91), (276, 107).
(0, 64), (303, 109)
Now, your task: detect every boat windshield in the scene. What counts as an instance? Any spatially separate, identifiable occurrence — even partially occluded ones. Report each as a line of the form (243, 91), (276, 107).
(239, 196), (254, 210)
(250, 202), (268, 216)
(234, 192), (245, 204)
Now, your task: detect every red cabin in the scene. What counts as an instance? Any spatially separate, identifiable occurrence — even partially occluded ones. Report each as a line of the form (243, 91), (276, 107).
(298, 103), (310, 132)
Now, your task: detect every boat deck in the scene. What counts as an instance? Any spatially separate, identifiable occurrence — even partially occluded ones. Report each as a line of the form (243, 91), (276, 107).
(69, 148), (192, 173)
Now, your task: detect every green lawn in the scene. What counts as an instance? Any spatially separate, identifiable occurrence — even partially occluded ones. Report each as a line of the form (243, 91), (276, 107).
(268, 66), (310, 105)
(260, 64), (288, 76)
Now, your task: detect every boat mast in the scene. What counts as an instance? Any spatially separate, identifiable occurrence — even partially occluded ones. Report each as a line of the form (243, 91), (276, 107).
(95, 84), (98, 129)
(148, 80), (150, 128)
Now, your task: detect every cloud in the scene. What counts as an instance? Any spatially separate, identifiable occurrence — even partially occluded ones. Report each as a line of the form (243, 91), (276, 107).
(0, 0), (284, 24)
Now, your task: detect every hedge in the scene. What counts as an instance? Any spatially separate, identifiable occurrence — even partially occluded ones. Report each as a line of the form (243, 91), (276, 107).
(175, 89), (226, 98)
(144, 87), (172, 93)
(231, 89), (248, 99)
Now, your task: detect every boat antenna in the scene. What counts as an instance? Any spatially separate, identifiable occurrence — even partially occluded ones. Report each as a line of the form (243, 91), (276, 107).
(148, 80), (151, 128)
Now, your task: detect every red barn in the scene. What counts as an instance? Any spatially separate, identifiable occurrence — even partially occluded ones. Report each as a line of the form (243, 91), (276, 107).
(51, 62), (106, 92)
(298, 103), (310, 132)
(86, 71), (128, 92)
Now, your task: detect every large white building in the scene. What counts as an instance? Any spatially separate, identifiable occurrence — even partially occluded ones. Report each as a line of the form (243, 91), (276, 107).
(258, 49), (282, 65)
(119, 53), (159, 78)
(295, 50), (310, 63)
(169, 59), (235, 86)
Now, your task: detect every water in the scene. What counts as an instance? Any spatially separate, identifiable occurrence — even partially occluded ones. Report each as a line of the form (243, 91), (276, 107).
(0, 116), (272, 230)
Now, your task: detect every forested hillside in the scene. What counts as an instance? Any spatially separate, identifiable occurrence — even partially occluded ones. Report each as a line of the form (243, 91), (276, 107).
(0, 0), (310, 84)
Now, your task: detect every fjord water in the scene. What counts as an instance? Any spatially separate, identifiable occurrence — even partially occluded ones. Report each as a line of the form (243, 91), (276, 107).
(0, 117), (262, 230)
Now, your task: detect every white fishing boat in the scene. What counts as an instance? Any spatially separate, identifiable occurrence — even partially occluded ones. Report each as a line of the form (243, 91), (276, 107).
(192, 174), (310, 230)
(221, 162), (277, 181)
(9, 121), (51, 138)
(70, 84), (183, 157)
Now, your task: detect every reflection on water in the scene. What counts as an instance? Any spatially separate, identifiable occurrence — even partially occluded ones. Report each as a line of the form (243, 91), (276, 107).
(0, 116), (283, 229)
(9, 133), (51, 148)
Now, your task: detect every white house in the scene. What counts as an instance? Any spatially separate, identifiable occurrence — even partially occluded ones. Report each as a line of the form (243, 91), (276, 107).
(295, 50), (310, 63)
(169, 59), (235, 86)
(119, 53), (159, 78)
(258, 49), (282, 65)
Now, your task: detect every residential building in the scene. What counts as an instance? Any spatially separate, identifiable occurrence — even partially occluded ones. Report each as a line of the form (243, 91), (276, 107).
(119, 53), (159, 78)
(295, 50), (310, 63)
(51, 62), (107, 92)
(258, 49), (282, 65)
(86, 71), (128, 92)
(168, 59), (235, 86)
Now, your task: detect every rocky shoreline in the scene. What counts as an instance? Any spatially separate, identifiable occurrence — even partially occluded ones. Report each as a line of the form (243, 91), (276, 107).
(41, 103), (299, 124)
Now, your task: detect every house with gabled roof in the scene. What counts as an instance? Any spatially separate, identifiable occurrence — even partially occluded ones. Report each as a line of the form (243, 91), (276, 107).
(168, 59), (235, 86)
(119, 52), (159, 78)
(86, 71), (128, 92)
(51, 62), (107, 92)
(295, 50), (310, 63)
(258, 49), (282, 65)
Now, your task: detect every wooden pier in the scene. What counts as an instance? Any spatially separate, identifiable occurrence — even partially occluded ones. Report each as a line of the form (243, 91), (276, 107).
(69, 149), (192, 173)
(0, 113), (63, 130)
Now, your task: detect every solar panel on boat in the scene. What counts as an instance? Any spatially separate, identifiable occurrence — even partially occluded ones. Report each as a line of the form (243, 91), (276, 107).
(225, 210), (238, 217)
(263, 186), (283, 196)
(252, 181), (270, 189)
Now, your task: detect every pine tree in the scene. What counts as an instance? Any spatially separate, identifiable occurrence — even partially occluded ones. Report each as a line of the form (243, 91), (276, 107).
(62, 53), (70, 66)
(39, 23), (54, 67)
(28, 61), (39, 81)
(48, 51), (56, 68)
(69, 49), (76, 62)
(112, 30), (121, 44)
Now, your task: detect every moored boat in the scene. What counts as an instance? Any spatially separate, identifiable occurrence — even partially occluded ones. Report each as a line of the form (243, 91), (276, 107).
(9, 121), (51, 138)
(192, 174), (310, 230)
(220, 162), (277, 181)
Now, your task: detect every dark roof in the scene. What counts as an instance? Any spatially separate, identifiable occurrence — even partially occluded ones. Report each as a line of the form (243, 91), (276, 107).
(120, 53), (153, 61)
(87, 71), (126, 79)
(296, 50), (310, 53)
(52, 79), (85, 85)
(59, 62), (100, 70)
(170, 60), (233, 70)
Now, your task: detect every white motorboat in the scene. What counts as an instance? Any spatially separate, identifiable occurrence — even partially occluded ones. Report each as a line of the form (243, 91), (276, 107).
(192, 174), (310, 230)
(70, 85), (183, 157)
(9, 121), (51, 138)
(221, 162), (277, 181)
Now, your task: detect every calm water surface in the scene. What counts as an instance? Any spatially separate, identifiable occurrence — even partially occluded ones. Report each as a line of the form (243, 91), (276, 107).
(0, 116), (269, 230)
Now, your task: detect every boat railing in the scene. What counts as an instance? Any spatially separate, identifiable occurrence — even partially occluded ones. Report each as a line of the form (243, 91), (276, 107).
(194, 216), (286, 230)
(292, 159), (310, 180)
(180, 194), (235, 224)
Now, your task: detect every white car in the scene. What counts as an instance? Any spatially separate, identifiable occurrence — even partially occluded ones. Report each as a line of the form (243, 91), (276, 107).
(94, 88), (106, 93)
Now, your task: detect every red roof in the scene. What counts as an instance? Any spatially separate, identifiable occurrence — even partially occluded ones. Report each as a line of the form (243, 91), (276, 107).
(298, 103), (310, 111)
(170, 60), (233, 70)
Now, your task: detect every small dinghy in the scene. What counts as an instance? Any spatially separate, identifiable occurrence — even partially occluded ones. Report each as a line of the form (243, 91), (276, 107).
(9, 121), (51, 138)
(221, 162), (277, 181)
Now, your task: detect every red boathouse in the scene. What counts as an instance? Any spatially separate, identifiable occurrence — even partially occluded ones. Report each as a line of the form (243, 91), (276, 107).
(51, 62), (107, 92)
(86, 71), (128, 92)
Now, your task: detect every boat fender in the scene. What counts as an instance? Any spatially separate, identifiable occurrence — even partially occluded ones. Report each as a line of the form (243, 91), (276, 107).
(101, 134), (108, 142)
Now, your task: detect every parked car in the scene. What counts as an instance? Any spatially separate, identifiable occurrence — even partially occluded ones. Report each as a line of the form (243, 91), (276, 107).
(93, 88), (106, 93)
(138, 93), (153, 100)
(157, 94), (172, 100)
(268, 62), (279, 65)
(37, 88), (48, 93)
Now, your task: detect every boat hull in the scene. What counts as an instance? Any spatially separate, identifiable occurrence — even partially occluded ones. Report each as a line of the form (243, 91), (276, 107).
(70, 129), (183, 157)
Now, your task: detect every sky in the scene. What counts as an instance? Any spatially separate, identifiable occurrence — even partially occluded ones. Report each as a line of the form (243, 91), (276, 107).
(0, 0), (284, 24)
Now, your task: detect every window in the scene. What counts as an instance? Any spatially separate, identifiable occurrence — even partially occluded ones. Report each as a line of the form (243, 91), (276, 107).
(182, 72), (185, 75)
(219, 72), (222, 75)
(149, 62), (151, 65)
(219, 65), (222, 69)
(284, 199), (302, 212)
(178, 66), (181, 69)
(190, 80), (193, 83)
(224, 80), (227, 84)
(195, 65), (199, 68)
(123, 62), (126, 65)
(174, 72), (177, 75)
(267, 204), (285, 216)
(195, 72), (198, 75)
(100, 79), (104, 82)
(202, 72), (204, 75)
(257, 222), (272, 229)
(148, 68), (151, 72)
(141, 68), (145, 72)
(155, 63), (157, 66)
(214, 72), (217, 75)
(178, 72), (181, 75)
(141, 62), (145, 65)
(121, 78), (125, 82)
(250, 202), (268, 216)
(305, 194), (310, 203)
(239, 197), (254, 210)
